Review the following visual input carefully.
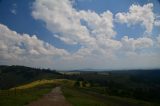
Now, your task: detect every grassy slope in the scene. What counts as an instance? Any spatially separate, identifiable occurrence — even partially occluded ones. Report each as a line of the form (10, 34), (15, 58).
(1, 78), (160, 106)
(0, 80), (57, 106)
(62, 87), (160, 106)
(0, 65), (61, 89)
(0, 79), (74, 106)
(11, 80), (56, 89)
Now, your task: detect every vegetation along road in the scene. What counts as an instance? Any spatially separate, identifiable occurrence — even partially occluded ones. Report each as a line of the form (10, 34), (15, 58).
(28, 86), (72, 106)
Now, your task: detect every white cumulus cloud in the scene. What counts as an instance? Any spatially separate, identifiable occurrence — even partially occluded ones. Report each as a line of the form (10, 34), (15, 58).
(115, 3), (155, 34)
(121, 36), (153, 51)
(154, 20), (160, 27)
(0, 24), (69, 68)
(32, 0), (116, 48)
(0, 0), (160, 70)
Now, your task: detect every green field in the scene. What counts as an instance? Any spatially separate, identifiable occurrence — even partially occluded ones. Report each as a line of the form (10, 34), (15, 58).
(0, 80), (56, 106)
(62, 86), (160, 106)
(0, 79), (75, 106)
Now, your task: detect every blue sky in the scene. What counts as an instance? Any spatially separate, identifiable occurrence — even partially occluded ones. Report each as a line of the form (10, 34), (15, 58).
(0, 0), (160, 70)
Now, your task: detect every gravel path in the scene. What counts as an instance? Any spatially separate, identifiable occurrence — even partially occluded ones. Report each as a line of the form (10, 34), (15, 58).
(27, 87), (72, 106)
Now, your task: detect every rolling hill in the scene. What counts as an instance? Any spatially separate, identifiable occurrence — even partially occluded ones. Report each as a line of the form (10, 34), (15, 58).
(0, 65), (61, 89)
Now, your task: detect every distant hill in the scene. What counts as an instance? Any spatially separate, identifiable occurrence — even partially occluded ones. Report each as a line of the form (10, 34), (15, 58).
(0, 65), (61, 89)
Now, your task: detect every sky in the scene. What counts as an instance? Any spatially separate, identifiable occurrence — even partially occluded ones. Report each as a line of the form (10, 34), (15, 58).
(0, 0), (160, 70)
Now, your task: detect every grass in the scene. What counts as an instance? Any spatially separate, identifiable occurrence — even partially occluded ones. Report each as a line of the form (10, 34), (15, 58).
(62, 86), (160, 106)
(1, 79), (159, 106)
(0, 79), (61, 106)
(10, 79), (75, 90)
(10, 79), (55, 90)
(0, 79), (74, 106)
(62, 87), (107, 106)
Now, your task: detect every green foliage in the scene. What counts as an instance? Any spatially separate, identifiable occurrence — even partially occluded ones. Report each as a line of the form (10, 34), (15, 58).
(62, 87), (160, 106)
(62, 70), (160, 103)
(74, 80), (80, 87)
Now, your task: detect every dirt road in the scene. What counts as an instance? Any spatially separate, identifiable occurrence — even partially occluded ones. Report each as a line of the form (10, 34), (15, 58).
(28, 86), (72, 106)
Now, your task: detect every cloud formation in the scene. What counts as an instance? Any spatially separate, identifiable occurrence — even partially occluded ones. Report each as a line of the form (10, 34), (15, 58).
(121, 36), (153, 51)
(0, 24), (68, 68)
(0, 0), (160, 70)
(32, 0), (116, 48)
(115, 3), (154, 34)
(155, 20), (160, 27)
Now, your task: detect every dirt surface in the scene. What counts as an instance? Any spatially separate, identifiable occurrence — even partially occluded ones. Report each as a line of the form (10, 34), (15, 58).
(27, 87), (72, 106)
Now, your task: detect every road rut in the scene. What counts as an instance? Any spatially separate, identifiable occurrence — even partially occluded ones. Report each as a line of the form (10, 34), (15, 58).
(28, 87), (72, 106)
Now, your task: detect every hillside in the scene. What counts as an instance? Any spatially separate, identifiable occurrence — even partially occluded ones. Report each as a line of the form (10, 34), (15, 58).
(0, 65), (61, 89)
(1, 79), (159, 106)
(0, 65), (160, 105)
